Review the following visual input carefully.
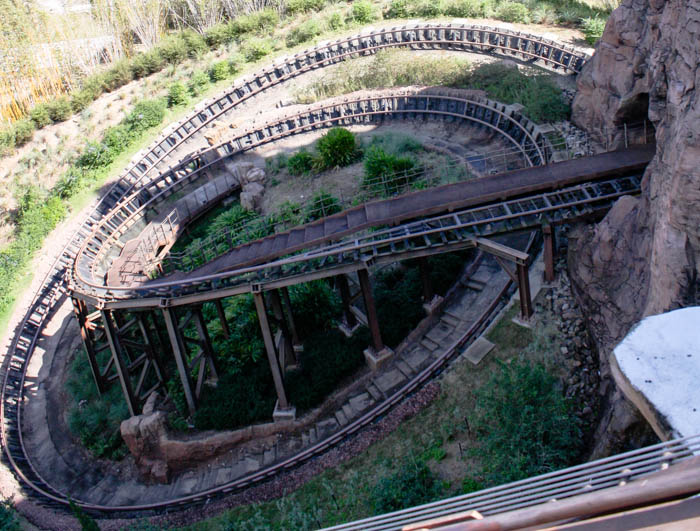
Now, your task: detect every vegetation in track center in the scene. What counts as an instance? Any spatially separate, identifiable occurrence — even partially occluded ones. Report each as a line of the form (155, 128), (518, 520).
(0, 499), (20, 531)
(147, 305), (584, 530)
(298, 51), (570, 123)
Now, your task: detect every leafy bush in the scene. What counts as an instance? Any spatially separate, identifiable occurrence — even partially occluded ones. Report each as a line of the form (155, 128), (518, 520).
(495, 1), (530, 23)
(582, 17), (606, 45)
(386, 0), (411, 18)
(208, 204), (257, 235)
(374, 266), (424, 348)
(12, 118), (34, 147)
(328, 11), (344, 30)
(363, 145), (418, 196)
(181, 29), (208, 57)
(45, 96), (73, 123)
(208, 60), (231, 82)
(412, 0), (444, 17)
(204, 22), (234, 47)
(188, 70), (210, 96)
(444, 0), (492, 17)
(231, 8), (280, 36)
(304, 191), (342, 222)
(472, 359), (582, 484)
(102, 124), (131, 158)
(287, 19), (323, 47)
(372, 459), (443, 514)
(0, 127), (14, 155)
(124, 99), (166, 133)
(158, 34), (189, 64)
(241, 37), (274, 62)
(288, 280), (342, 338)
(0, 500), (20, 531)
(103, 59), (134, 91)
(54, 168), (94, 199)
(71, 88), (96, 112)
(287, 0), (326, 14)
(167, 82), (188, 107)
(130, 49), (165, 78)
(29, 104), (51, 128)
(228, 53), (245, 75)
(315, 127), (359, 169)
(351, 0), (377, 23)
(287, 150), (314, 175)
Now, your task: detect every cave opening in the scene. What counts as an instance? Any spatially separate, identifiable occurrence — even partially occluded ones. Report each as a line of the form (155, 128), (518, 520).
(614, 92), (656, 144)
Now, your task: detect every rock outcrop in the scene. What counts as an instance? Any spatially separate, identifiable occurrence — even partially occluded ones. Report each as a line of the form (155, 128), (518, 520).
(570, 0), (699, 454)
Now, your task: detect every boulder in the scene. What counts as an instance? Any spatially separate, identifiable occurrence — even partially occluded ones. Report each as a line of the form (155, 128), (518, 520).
(240, 182), (265, 212)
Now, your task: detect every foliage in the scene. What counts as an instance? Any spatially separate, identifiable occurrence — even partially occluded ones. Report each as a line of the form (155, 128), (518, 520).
(495, 1), (530, 23)
(102, 59), (134, 92)
(288, 280), (342, 338)
(371, 458), (443, 514)
(286, 150), (314, 175)
(0, 499), (20, 531)
(158, 34), (189, 64)
(10, 118), (34, 147)
(374, 266), (424, 348)
(287, 0), (326, 15)
(67, 349), (129, 459)
(188, 70), (210, 96)
(167, 82), (188, 107)
(29, 103), (51, 128)
(71, 88), (96, 113)
(350, 0), (377, 23)
(0, 126), (14, 155)
(304, 191), (342, 221)
(582, 16), (606, 45)
(471, 359), (582, 484)
(130, 49), (166, 78)
(124, 99), (167, 133)
(443, 0), (493, 18)
(386, 0), (411, 18)
(286, 19), (323, 47)
(327, 10), (344, 30)
(208, 204), (257, 235)
(231, 8), (280, 36)
(209, 60), (231, 82)
(45, 96), (73, 122)
(69, 500), (100, 531)
(241, 37), (274, 62)
(362, 145), (419, 197)
(315, 127), (359, 169)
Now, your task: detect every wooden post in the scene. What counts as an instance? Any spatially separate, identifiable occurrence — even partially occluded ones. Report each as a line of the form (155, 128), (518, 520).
(418, 257), (434, 303)
(358, 268), (384, 352)
(253, 291), (290, 410)
(337, 274), (358, 329)
(193, 305), (219, 390)
(101, 310), (138, 417)
(543, 224), (555, 283)
(162, 307), (197, 417)
(280, 286), (301, 347)
(517, 263), (534, 321)
(72, 298), (106, 395)
(214, 299), (230, 339)
(269, 290), (297, 367)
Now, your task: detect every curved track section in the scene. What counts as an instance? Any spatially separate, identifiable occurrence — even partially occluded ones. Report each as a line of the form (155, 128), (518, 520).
(2, 27), (590, 514)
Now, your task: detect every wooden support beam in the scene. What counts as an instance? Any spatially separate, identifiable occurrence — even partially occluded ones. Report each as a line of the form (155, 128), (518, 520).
(192, 306), (219, 396)
(214, 299), (230, 339)
(101, 310), (138, 417)
(280, 286), (301, 347)
(337, 274), (357, 329)
(269, 290), (297, 368)
(253, 291), (289, 410)
(517, 262), (534, 320)
(72, 298), (107, 395)
(358, 268), (384, 352)
(543, 224), (555, 283)
(162, 307), (197, 417)
(418, 257), (434, 303)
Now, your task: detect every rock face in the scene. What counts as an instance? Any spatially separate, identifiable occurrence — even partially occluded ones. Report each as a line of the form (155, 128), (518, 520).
(570, 0), (699, 454)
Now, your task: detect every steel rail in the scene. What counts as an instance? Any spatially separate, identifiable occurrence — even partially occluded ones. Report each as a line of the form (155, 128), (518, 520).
(72, 91), (548, 292)
(105, 23), (587, 206)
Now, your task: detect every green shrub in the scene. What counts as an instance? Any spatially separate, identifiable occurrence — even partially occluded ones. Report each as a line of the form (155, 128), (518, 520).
(208, 204), (257, 235)
(372, 459), (443, 514)
(103, 59), (133, 91)
(472, 359), (582, 484)
(54, 167), (94, 199)
(444, 0), (492, 17)
(208, 60), (231, 82)
(29, 104), (51, 128)
(289, 280), (342, 338)
(386, 0), (411, 18)
(71, 88), (96, 112)
(45, 96), (73, 122)
(287, 0), (326, 14)
(316, 127), (359, 169)
(363, 145), (418, 196)
(0, 499), (20, 531)
(286, 19), (323, 47)
(304, 191), (342, 221)
(228, 53), (245, 75)
(328, 11), (344, 30)
(12, 118), (34, 147)
(102, 124), (131, 157)
(582, 16), (606, 45)
(181, 29), (208, 57)
(231, 8), (280, 36)
(76, 141), (111, 169)
(287, 150), (314, 175)
(188, 70), (210, 96)
(412, 0), (445, 17)
(0, 127), (14, 155)
(130, 49), (165, 78)
(277, 200), (302, 226)
(204, 22), (233, 47)
(124, 99), (166, 133)
(241, 37), (274, 62)
(158, 34), (188, 64)
(351, 0), (377, 23)
(167, 82), (188, 107)
(496, 1), (530, 23)
(374, 266), (424, 348)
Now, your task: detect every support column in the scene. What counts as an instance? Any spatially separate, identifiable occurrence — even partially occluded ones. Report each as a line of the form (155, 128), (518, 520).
(253, 291), (295, 421)
(192, 306), (219, 396)
(101, 310), (138, 417)
(162, 307), (197, 417)
(517, 262), (534, 321)
(358, 268), (393, 370)
(543, 224), (556, 283)
(337, 274), (359, 336)
(72, 298), (106, 395)
(418, 257), (442, 313)
(280, 287), (302, 349)
(269, 290), (297, 369)
(214, 299), (230, 339)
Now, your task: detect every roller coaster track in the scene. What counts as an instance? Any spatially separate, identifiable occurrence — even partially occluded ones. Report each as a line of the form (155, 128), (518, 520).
(2, 27), (663, 518)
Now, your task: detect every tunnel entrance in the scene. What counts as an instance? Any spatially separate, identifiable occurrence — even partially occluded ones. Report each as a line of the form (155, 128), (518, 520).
(614, 92), (656, 144)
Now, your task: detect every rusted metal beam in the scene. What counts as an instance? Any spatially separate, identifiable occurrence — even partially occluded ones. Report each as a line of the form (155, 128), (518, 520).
(517, 262), (534, 320)
(71, 297), (107, 395)
(162, 306), (197, 417)
(101, 310), (138, 417)
(358, 268), (384, 352)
